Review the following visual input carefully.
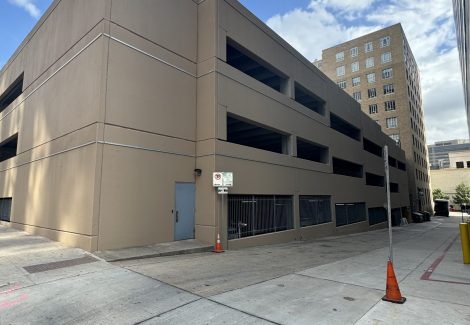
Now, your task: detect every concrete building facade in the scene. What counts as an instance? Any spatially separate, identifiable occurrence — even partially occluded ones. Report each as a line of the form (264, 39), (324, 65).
(317, 24), (432, 213)
(453, 0), (470, 136)
(0, 0), (409, 251)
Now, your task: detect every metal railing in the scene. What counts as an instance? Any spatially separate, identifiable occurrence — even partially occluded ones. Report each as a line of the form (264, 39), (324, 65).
(299, 196), (332, 227)
(228, 195), (293, 239)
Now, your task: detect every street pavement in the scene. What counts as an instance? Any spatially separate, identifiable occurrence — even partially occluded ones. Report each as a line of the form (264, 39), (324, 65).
(1, 214), (469, 324)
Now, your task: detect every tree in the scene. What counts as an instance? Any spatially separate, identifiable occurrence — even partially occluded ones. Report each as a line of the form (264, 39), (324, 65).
(453, 183), (470, 207)
(432, 188), (449, 201)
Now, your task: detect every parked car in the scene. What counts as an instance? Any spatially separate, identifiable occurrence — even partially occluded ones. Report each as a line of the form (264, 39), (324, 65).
(434, 199), (450, 217)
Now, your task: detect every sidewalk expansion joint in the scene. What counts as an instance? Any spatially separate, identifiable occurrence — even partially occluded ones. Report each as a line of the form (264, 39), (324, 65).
(124, 267), (281, 325)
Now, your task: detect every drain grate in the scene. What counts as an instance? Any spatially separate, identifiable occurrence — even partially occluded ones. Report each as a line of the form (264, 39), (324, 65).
(23, 255), (98, 274)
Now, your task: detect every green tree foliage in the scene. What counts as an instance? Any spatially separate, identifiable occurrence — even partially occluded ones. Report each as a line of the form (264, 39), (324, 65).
(453, 183), (470, 206)
(432, 188), (449, 200)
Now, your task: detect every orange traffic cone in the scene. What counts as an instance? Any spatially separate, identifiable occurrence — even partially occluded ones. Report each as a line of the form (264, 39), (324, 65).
(382, 260), (406, 304)
(213, 233), (224, 253)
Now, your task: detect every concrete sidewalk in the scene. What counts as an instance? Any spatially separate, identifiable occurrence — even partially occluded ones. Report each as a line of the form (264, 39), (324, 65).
(1, 214), (469, 324)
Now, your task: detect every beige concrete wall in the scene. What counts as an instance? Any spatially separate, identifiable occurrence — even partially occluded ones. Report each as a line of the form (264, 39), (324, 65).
(0, 0), (111, 250)
(430, 169), (470, 197)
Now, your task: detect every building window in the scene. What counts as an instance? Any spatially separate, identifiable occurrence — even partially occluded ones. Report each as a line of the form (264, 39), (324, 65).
(368, 88), (377, 98)
(337, 80), (346, 89)
(456, 161), (464, 168)
(352, 76), (361, 87)
(228, 195), (293, 239)
(380, 36), (391, 48)
(467, 161), (470, 168)
(336, 51), (345, 62)
(369, 104), (378, 114)
(0, 198), (12, 222)
(350, 47), (358, 57)
(384, 100), (396, 111)
(382, 68), (393, 79)
(386, 117), (398, 128)
(381, 52), (392, 64)
(352, 91), (361, 101)
(336, 66), (345, 77)
(366, 73), (376, 83)
(383, 84), (394, 95)
(389, 134), (400, 144)
(300, 196), (332, 227)
(336, 203), (367, 227)
(351, 61), (359, 72)
(364, 42), (373, 53)
(365, 57), (374, 68)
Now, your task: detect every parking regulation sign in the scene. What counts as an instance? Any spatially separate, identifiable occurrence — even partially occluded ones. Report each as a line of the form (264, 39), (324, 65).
(213, 172), (233, 187)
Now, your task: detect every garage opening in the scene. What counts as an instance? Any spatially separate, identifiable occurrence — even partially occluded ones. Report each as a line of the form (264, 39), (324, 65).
(294, 82), (325, 115)
(363, 138), (382, 157)
(366, 172), (384, 187)
(0, 134), (18, 162)
(330, 113), (361, 141)
(226, 38), (288, 93)
(0, 74), (23, 113)
(332, 157), (363, 178)
(296, 138), (328, 163)
(227, 115), (288, 154)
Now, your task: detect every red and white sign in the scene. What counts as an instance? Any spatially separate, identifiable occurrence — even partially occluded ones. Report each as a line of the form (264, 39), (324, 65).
(213, 172), (233, 187)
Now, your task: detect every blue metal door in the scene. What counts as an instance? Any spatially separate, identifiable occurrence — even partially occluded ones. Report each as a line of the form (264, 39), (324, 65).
(174, 183), (195, 240)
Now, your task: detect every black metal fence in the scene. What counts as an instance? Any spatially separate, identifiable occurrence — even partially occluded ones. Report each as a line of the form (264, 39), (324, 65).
(228, 195), (293, 239)
(335, 202), (366, 227)
(299, 196), (331, 227)
(368, 207), (387, 225)
(0, 197), (12, 222)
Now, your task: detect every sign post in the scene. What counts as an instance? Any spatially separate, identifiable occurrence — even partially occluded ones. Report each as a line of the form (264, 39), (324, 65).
(212, 172), (233, 253)
(384, 145), (392, 262)
(382, 145), (406, 303)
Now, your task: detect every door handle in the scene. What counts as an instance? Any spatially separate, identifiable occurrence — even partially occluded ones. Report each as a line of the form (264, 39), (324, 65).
(176, 210), (179, 223)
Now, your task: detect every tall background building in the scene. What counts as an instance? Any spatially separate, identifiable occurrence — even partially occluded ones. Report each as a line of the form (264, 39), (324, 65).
(452, 0), (469, 136)
(317, 24), (432, 212)
(428, 139), (470, 169)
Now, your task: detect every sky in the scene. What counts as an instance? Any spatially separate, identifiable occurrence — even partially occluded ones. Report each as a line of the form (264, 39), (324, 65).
(0, 0), (467, 144)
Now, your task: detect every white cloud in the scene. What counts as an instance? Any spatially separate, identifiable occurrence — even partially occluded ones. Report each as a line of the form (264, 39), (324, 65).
(265, 0), (468, 143)
(8, 0), (41, 19)
(309, 0), (376, 14)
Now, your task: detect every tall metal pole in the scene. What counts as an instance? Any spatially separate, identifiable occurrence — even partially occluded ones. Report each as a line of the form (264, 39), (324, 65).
(384, 145), (393, 262)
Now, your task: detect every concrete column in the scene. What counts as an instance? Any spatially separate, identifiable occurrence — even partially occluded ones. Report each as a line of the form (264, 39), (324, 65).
(281, 77), (295, 99)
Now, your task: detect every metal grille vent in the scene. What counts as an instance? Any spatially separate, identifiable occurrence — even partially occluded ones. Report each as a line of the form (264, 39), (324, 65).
(23, 255), (98, 274)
